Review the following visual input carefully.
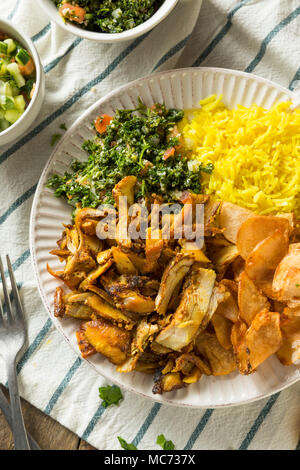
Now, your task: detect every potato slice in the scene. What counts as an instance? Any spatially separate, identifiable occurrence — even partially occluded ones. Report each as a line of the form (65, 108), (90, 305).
(211, 313), (233, 350)
(231, 318), (248, 355)
(219, 202), (254, 244)
(215, 287), (239, 323)
(210, 244), (239, 278)
(276, 308), (300, 365)
(238, 271), (270, 326)
(236, 310), (282, 374)
(237, 215), (289, 260)
(245, 229), (289, 285)
(84, 319), (131, 365)
(272, 243), (300, 304)
(196, 332), (236, 376)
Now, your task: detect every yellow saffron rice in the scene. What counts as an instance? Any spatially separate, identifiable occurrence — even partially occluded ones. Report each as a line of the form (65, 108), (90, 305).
(181, 95), (300, 215)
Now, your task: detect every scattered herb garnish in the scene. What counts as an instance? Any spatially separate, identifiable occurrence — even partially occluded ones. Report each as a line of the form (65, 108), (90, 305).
(51, 133), (62, 146)
(47, 101), (214, 211)
(59, 123), (67, 131)
(296, 283), (300, 288)
(156, 434), (175, 450)
(99, 384), (123, 408)
(118, 436), (138, 450)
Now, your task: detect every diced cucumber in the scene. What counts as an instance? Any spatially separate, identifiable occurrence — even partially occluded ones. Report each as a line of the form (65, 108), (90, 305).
(0, 59), (7, 75)
(0, 41), (8, 54)
(0, 117), (10, 131)
(0, 95), (15, 110)
(7, 62), (25, 88)
(4, 38), (16, 54)
(0, 81), (14, 96)
(15, 48), (31, 66)
(4, 109), (22, 124)
(14, 95), (26, 111)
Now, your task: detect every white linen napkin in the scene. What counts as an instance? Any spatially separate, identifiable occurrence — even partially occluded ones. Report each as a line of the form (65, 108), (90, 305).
(0, 0), (299, 450)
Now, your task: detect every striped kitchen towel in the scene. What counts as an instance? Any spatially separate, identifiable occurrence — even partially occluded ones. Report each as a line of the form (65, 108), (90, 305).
(0, 0), (299, 450)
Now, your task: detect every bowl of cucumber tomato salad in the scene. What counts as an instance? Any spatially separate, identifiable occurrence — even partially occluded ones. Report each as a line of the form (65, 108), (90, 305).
(0, 19), (45, 146)
(37, 0), (179, 42)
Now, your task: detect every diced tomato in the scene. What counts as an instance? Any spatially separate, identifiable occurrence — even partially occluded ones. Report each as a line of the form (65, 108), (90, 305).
(59, 3), (86, 24)
(169, 125), (183, 150)
(18, 58), (35, 77)
(94, 114), (113, 134)
(163, 147), (175, 160)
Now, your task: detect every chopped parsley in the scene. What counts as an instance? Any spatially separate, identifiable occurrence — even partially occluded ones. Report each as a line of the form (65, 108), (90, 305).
(51, 133), (62, 146)
(54, 1), (164, 33)
(59, 123), (67, 131)
(47, 101), (214, 211)
(99, 384), (123, 408)
(156, 434), (175, 450)
(118, 436), (138, 450)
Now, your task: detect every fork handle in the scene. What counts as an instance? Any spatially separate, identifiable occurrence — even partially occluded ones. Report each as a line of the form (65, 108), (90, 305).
(7, 360), (30, 450)
(0, 388), (40, 450)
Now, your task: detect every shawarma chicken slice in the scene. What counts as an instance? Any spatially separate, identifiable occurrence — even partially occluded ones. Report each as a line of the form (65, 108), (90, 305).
(155, 254), (194, 315)
(196, 331), (237, 376)
(84, 319), (131, 365)
(155, 266), (216, 351)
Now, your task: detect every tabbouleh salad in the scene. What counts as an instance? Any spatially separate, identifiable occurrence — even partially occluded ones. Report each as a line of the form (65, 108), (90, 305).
(47, 101), (213, 211)
(53, 1), (165, 33)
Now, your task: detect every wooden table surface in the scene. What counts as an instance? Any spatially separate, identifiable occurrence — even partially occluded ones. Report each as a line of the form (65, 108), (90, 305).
(0, 384), (96, 450)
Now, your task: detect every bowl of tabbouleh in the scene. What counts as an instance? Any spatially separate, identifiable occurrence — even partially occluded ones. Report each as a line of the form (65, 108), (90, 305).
(37, 0), (179, 42)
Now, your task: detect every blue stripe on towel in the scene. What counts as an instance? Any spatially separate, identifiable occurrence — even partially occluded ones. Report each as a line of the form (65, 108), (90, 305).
(132, 402), (161, 447)
(17, 318), (53, 375)
(153, 34), (192, 71)
(184, 409), (213, 450)
(44, 38), (83, 74)
(81, 405), (106, 441)
(0, 32), (150, 167)
(239, 393), (280, 449)
(192, 0), (252, 67)
(0, 184), (36, 225)
(7, 0), (21, 20)
(245, 6), (300, 73)
(44, 356), (82, 415)
(31, 23), (51, 43)
(288, 67), (300, 91)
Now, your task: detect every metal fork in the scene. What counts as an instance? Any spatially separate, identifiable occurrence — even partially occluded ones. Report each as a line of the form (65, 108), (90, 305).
(0, 255), (30, 450)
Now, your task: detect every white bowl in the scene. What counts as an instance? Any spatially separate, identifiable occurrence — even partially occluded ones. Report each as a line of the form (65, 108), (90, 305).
(37, 0), (179, 43)
(30, 67), (300, 408)
(0, 19), (45, 147)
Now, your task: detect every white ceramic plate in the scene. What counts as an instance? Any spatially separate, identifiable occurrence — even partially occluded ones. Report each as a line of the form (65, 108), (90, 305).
(30, 67), (300, 408)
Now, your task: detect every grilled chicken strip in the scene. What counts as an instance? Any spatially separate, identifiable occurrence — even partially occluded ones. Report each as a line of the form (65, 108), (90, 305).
(155, 266), (216, 351)
(155, 254), (194, 315)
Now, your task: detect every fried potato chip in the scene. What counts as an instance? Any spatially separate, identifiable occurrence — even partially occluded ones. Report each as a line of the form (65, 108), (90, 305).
(196, 331), (237, 376)
(215, 285), (239, 323)
(245, 229), (289, 286)
(210, 244), (239, 279)
(237, 215), (289, 260)
(236, 310), (282, 374)
(276, 309), (300, 365)
(219, 202), (254, 244)
(232, 256), (245, 282)
(231, 318), (248, 355)
(211, 313), (233, 349)
(238, 271), (270, 326)
(272, 243), (300, 304)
